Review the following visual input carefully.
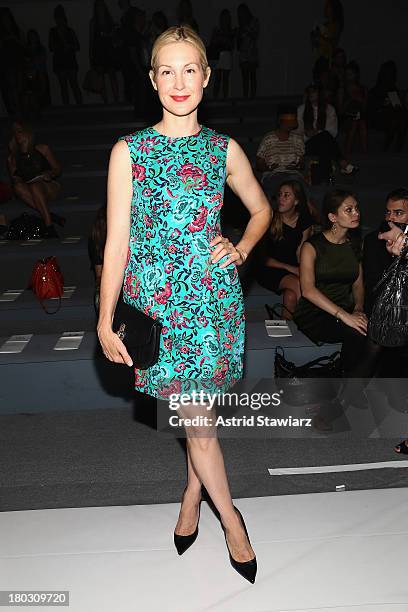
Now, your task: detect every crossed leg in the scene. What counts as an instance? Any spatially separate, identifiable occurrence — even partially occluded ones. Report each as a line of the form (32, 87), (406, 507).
(174, 400), (254, 563)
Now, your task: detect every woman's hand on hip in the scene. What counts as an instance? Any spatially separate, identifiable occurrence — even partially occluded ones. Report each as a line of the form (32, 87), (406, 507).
(338, 311), (367, 335)
(209, 235), (246, 267)
(97, 325), (133, 366)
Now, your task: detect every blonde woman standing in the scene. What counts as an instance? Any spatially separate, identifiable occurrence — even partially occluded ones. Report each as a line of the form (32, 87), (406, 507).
(97, 26), (271, 583)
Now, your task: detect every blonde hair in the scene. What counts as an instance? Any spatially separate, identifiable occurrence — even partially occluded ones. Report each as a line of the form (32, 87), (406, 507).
(150, 25), (208, 75)
(8, 120), (35, 156)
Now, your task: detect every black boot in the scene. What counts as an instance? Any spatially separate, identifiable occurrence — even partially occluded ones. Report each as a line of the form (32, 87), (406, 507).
(43, 224), (59, 239)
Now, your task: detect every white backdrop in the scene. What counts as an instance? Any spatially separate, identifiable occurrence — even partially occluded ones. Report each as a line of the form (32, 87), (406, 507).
(2, 0), (408, 113)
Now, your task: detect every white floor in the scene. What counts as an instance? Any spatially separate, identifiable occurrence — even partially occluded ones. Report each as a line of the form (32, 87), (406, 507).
(1, 489), (408, 612)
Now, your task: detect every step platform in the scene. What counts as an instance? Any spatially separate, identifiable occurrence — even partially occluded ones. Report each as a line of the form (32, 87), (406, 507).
(0, 235), (95, 287)
(0, 301), (341, 416)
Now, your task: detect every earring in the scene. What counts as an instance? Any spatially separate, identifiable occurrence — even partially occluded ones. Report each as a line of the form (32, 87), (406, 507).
(331, 222), (337, 234)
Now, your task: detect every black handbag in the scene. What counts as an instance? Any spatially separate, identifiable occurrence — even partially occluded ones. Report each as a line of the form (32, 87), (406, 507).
(368, 233), (408, 347)
(274, 346), (342, 406)
(112, 291), (163, 369)
(6, 212), (46, 240)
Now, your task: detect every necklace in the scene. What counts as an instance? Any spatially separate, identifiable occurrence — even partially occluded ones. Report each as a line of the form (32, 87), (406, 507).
(323, 231), (348, 244)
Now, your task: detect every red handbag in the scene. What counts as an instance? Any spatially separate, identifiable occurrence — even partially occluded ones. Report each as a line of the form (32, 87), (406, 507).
(29, 256), (64, 313)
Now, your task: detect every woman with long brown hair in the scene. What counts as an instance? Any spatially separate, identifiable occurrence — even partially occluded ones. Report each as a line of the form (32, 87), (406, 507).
(294, 189), (380, 377)
(256, 179), (316, 318)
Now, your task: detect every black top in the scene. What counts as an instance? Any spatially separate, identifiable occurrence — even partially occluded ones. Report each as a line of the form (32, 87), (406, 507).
(14, 147), (51, 182)
(261, 208), (314, 266)
(293, 232), (362, 342)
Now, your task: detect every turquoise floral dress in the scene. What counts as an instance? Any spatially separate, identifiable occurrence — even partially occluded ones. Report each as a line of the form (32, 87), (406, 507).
(118, 125), (245, 399)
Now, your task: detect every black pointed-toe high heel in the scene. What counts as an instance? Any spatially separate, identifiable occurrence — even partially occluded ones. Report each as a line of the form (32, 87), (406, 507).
(174, 494), (202, 556)
(221, 506), (257, 584)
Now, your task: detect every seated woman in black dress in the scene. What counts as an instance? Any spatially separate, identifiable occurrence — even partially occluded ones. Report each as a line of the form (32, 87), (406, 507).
(256, 179), (316, 319)
(7, 119), (64, 238)
(293, 189), (381, 377)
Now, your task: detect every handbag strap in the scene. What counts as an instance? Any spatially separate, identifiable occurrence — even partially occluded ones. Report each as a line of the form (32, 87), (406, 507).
(37, 295), (62, 315)
(296, 351), (341, 370)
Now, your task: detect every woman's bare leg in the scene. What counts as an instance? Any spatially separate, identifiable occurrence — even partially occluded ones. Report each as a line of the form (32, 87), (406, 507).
(28, 182), (52, 225)
(14, 182), (42, 215)
(176, 401), (254, 562)
(278, 274), (301, 319)
(174, 443), (202, 536)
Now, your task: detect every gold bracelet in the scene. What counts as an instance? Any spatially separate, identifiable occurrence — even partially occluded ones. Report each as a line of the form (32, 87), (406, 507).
(236, 247), (248, 263)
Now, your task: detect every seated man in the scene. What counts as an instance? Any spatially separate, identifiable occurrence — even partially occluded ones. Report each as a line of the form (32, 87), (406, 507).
(363, 187), (408, 381)
(363, 188), (408, 315)
(256, 105), (305, 202)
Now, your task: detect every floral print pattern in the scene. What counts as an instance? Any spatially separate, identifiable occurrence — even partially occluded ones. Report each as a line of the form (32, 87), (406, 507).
(118, 126), (245, 399)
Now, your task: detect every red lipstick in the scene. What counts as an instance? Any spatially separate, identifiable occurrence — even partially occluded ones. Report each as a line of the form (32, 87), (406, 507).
(171, 95), (190, 102)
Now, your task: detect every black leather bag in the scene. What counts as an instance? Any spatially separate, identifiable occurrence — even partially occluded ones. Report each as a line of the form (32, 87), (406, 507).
(368, 234), (408, 347)
(112, 291), (162, 369)
(6, 212), (46, 240)
(274, 346), (342, 406)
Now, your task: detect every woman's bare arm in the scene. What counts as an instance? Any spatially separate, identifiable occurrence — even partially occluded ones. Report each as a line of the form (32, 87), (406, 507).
(7, 154), (20, 181)
(299, 242), (367, 334)
(265, 256), (298, 275)
(36, 144), (62, 178)
(224, 138), (272, 250)
(296, 227), (312, 262)
(210, 138), (272, 266)
(97, 140), (132, 332)
(299, 242), (339, 315)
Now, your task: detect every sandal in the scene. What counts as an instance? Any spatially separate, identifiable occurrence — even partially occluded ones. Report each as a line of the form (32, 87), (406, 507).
(394, 440), (408, 455)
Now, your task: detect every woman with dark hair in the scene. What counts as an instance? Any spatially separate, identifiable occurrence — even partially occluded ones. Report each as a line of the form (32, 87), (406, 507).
(7, 120), (64, 238)
(89, 0), (119, 104)
(208, 9), (235, 99)
(49, 4), (83, 105)
(368, 60), (408, 151)
(338, 61), (368, 155)
(256, 180), (316, 318)
(296, 84), (357, 183)
(0, 8), (25, 116)
(294, 189), (381, 376)
(237, 3), (259, 98)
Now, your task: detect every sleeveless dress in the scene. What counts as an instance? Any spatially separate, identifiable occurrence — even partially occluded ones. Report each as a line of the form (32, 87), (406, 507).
(118, 125), (245, 400)
(293, 232), (361, 343)
(15, 147), (51, 183)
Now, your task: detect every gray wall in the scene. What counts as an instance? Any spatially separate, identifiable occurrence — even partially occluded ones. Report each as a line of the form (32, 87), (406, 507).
(2, 0), (408, 112)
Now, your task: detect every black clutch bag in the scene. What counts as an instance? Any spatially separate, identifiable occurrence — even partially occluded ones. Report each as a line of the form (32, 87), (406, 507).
(112, 291), (162, 369)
